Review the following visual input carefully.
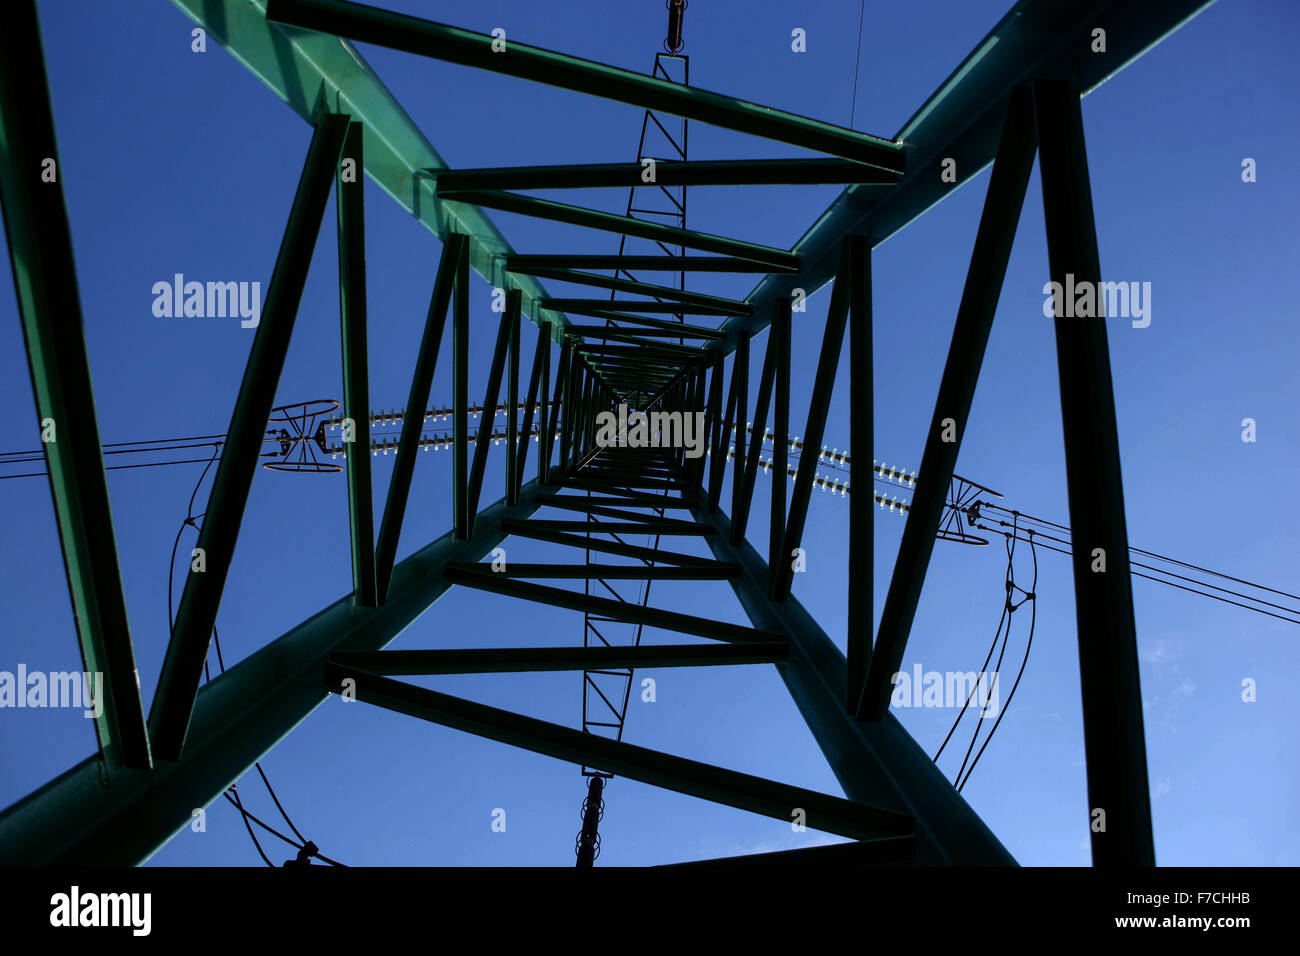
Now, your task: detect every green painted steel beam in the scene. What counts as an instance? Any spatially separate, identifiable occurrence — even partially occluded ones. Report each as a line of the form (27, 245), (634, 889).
(444, 566), (779, 645)
(439, 190), (799, 271)
(538, 334), (553, 484)
(0, 0), (151, 770)
(583, 360), (679, 373)
(730, 336), (749, 520)
(592, 372), (678, 382)
(578, 363), (691, 377)
(444, 562), (739, 581)
(0, 484), (550, 864)
(536, 494), (696, 512)
(686, 498), (1016, 865)
(767, 298), (790, 596)
(732, 315), (776, 543)
(594, 376), (678, 388)
(538, 486), (697, 507)
(558, 345), (576, 473)
(560, 503), (682, 525)
(336, 121), (378, 608)
(545, 299), (746, 318)
(707, 351), (739, 512)
(466, 293), (517, 537)
(535, 498), (694, 524)
(323, 665), (914, 843)
(505, 300), (520, 504)
(266, 0), (905, 169)
(515, 268), (750, 315)
(551, 475), (684, 494)
(774, 241), (852, 601)
(329, 642), (788, 674)
(512, 325), (544, 503)
(595, 374), (681, 387)
(847, 234), (873, 711)
(509, 255), (793, 274)
(1034, 76), (1152, 867)
(858, 88), (1037, 721)
(168, 0), (571, 340)
(374, 234), (464, 600)
(436, 158), (899, 191)
(567, 325), (720, 342)
(577, 341), (703, 358)
(712, 0), (1217, 352)
(453, 242), (470, 538)
(698, 353), (725, 491)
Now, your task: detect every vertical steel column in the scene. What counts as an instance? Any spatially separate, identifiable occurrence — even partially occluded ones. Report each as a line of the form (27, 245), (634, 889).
(767, 297), (790, 597)
(540, 335), (558, 484)
(505, 297), (520, 503)
(698, 351), (724, 490)
(374, 235), (463, 599)
(574, 354), (587, 472)
(573, 367), (586, 465)
(559, 341), (576, 473)
(515, 328), (546, 500)
(775, 241), (851, 601)
(453, 239), (470, 539)
(846, 234), (872, 710)
(677, 371), (693, 473)
(0, 0), (151, 769)
(1034, 76), (1153, 867)
(732, 323), (775, 544)
(466, 292), (519, 537)
(571, 365), (587, 467)
(577, 366), (594, 462)
(707, 350), (739, 512)
(150, 110), (349, 761)
(691, 364), (706, 475)
(858, 87), (1037, 721)
(730, 334), (748, 516)
(336, 121), (377, 608)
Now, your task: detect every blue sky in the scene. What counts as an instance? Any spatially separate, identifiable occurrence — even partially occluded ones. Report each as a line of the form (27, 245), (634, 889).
(1, 0), (1297, 866)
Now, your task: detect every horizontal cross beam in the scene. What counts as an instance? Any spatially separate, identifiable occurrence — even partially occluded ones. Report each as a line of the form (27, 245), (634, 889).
(436, 158), (899, 191)
(444, 565), (781, 644)
(444, 562), (739, 580)
(508, 255), (796, 274)
(266, 0), (905, 169)
(323, 664), (915, 843)
(439, 190), (799, 271)
(329, 642), (785, 674)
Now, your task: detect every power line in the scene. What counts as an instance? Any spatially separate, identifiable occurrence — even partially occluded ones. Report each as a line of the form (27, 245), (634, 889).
(957, 530), (1037, 791)
(167, 445), (346, 866)
(974, 504), (1300, 626)
(848, 0), (867, 128)
(981, 501), (1300, 605)
(983, 527), (1300, 627)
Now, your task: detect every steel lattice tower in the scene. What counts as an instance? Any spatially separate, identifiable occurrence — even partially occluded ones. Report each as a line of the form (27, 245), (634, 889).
(0, 0), (1218, 866)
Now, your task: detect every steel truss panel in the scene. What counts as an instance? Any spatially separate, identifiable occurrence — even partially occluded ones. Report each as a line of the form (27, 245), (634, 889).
(0, 1), (152, 771)
(714, 0), (1217, 351)
(0, 486), (550, 864)
(0, 0), (1210, 869)
(323, 663), (915, 842)
(266, 0), (905, 169)
(167, 0), (571, 340)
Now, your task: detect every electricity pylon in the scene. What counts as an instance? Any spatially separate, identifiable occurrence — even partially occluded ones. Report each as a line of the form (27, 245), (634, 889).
(0, 0), (1217, 866)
